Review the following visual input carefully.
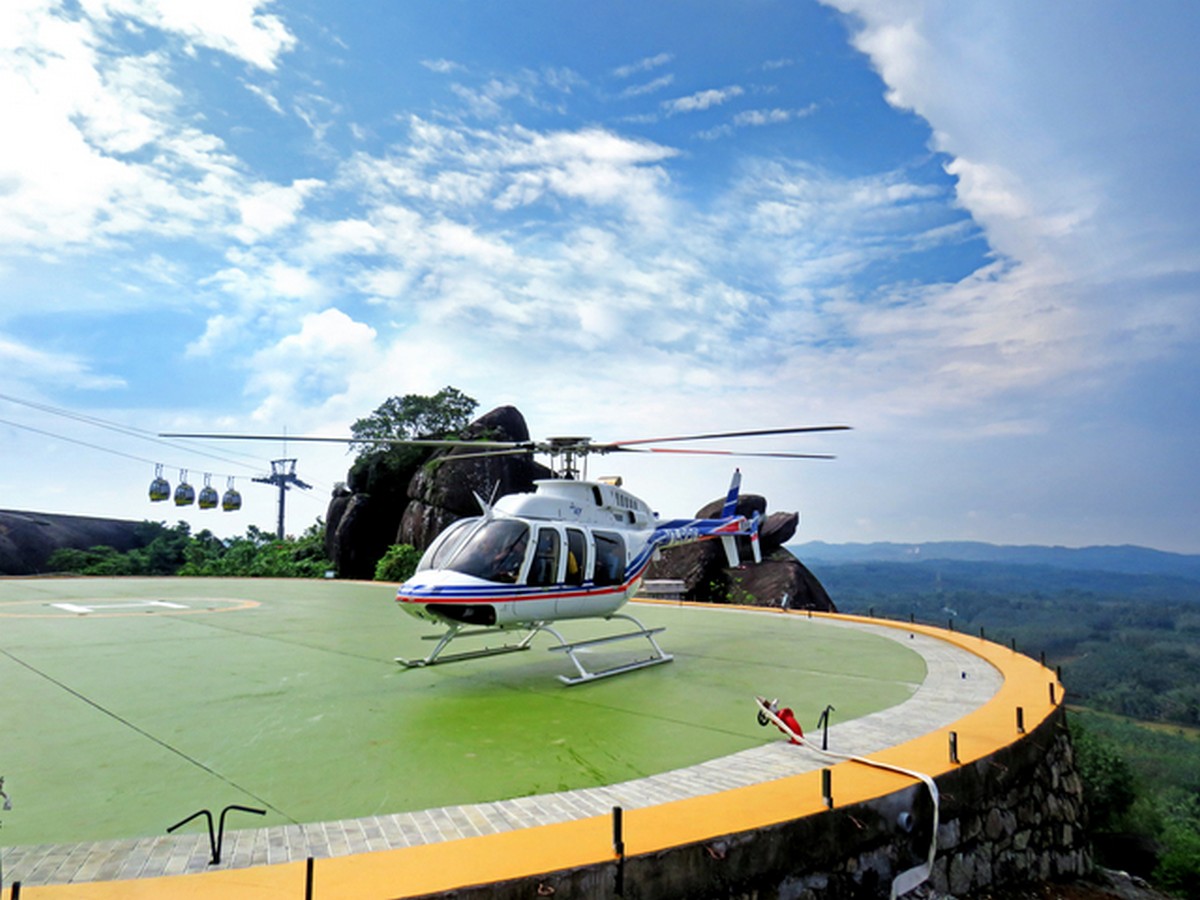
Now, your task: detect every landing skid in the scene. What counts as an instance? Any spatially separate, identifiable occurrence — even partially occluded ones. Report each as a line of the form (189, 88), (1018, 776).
(396, 614), (673, 685)
(542, 613), (673, 685)
(395, 624), (537, 668)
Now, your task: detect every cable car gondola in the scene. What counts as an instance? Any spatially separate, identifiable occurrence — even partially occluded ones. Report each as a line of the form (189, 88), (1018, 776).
(222, 477), (242, 512)
(174, 469), (195, 506)
(198, 474), (219, 510)
(149, 464), (170, 502)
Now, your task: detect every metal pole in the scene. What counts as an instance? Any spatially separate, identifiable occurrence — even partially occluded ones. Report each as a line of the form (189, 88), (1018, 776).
(612, 805), (625, 897)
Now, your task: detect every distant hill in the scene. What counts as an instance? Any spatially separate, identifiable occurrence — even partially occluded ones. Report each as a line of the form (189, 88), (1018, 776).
(791, 540), (1200, 582)
(0, 509), (148, 575)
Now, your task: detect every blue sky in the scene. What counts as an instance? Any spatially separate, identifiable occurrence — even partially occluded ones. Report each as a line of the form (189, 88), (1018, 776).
(1, 0), (1198, 553)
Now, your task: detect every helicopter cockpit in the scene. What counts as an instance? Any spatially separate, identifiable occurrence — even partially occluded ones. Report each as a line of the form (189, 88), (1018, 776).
(416, 516), (626, 588)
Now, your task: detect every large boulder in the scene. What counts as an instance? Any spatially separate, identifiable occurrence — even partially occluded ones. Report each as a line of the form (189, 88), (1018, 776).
(0, 510), (149, 575)
(399, 406), (551, 547)
(325, 406), (550, 578)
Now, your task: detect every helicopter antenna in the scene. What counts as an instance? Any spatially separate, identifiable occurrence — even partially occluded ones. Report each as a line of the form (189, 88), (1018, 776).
(253, 459), (311, 539)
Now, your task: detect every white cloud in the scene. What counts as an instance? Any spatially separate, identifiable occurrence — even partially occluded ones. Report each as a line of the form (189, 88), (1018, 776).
(733, 105), (817, 127)
(663, 86), (745, 115)
(451, 79), (518, 118)
(247, 308), (379, 417)
(619, 74), (675, 99)
(80, 0), (296, 71)
(234, 178), (324, 244)
(421, 58), (464, 75)
(343, 119), (679, 227)
(613, 52), (673, 79)
(186, 313), (239, 358)
(815, 1), (1200, 386)
(0, 333), (124, 389)
(204, 250), (325, 310)
(0, 1), (292, 252)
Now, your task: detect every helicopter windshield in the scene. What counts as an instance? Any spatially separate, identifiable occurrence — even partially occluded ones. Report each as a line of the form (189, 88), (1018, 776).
(442, 519), (531, 584)
(417, 517), (479, 572)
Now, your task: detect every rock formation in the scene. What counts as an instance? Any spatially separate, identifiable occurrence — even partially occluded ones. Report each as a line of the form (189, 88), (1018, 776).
(0, 510), (149, 575)
(325, 406), (550, 579)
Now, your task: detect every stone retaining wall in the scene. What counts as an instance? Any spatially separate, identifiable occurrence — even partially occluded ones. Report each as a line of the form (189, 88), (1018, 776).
(428, 706), (1088, 900)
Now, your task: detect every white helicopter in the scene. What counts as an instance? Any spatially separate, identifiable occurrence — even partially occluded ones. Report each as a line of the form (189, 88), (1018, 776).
(164, 425), (848, 684)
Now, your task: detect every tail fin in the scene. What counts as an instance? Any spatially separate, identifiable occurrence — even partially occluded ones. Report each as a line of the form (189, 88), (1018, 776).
(721, 468), (742, 518)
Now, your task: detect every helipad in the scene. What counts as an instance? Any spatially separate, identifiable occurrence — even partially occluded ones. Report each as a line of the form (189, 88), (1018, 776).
(0, 577), (1004, 893)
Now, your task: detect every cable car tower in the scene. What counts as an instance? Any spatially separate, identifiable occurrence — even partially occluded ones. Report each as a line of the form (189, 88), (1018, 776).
(253, 459), (311, 539)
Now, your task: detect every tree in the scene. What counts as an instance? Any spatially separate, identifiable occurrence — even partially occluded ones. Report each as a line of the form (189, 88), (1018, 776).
(1070, 719), (1138, 833)
(349, 386), (477, 457)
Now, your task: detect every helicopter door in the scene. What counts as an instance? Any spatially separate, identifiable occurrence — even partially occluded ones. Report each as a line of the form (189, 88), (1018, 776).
(564, 528), (587, 586)
(556, 527), (588, 616)
(528, 527), (561, 588)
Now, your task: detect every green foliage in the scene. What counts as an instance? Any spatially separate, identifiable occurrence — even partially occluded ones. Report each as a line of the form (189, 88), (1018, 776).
(178, 521), (331, 578)
(374, 543), (422, 583)
(1071, 709), (1200, 895)
(349, 386), (477, 457)
(48, 521), (194, 575)
(824, 561), (1200, 728)
(1157, 824), (1200, 897)
(1069, 718), (1138, 832)
(824, 559), (1200, 895)
(47, 520), (332, 578)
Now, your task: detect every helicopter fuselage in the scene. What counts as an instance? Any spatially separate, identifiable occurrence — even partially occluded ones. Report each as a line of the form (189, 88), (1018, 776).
(395, 478), (750, 629)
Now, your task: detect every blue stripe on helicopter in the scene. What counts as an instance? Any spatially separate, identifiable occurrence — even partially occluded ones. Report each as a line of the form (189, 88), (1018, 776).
(396, 557), (656, 606)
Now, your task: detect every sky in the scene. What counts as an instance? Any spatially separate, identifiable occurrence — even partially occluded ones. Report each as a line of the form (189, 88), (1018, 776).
(1, 0), (1198, 553)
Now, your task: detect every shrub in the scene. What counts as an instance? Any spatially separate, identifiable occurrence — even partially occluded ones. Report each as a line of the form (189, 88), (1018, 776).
(375, 544), (421, 583)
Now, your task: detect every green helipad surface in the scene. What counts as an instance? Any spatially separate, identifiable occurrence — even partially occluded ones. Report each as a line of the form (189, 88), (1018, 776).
(0, 578), (925, 848)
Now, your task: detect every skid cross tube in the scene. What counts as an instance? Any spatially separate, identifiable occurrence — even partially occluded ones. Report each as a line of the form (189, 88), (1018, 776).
(396, 624), (538, 668)
(539, 613), (674, 685)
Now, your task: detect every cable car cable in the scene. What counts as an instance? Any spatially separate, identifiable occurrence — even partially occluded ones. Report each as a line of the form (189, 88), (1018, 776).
(0, 392), (266, 470)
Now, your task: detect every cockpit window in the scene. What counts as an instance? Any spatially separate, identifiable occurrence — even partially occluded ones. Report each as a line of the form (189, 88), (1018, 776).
(418, 517), (478, 572)
(443, 519), (531, 584)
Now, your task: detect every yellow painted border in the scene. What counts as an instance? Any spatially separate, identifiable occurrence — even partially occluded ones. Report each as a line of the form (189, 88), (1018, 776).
(21, 606), (1062, 899)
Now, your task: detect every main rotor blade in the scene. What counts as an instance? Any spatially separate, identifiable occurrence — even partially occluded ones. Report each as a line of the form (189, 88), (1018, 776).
(159, 433), (526, 450)
(613, 447), (836, 460)
(599, 425), (851, 450)
(425, 446), (540, 462)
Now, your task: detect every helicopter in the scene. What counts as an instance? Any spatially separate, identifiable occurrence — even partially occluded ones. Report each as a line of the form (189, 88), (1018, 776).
(162, 425), (849, 684)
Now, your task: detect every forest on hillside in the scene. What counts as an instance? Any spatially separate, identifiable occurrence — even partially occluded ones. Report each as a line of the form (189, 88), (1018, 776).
(816, 558), (1200, 895)
(814, 560), (1200, 727)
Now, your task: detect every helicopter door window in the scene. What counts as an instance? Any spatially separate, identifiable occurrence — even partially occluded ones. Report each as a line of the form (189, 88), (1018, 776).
(444, 519), (530, 584)
(592, 531), (625, 587)
(528, 528), (561, 587)
(564, 528), (587, 586)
